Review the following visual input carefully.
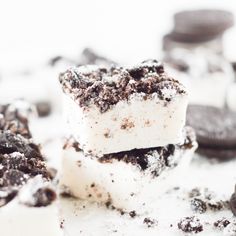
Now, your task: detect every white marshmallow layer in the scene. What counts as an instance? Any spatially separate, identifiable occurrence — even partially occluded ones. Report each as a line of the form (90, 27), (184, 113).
(63, 93), (188, 156)
(60, 139), (197, 212)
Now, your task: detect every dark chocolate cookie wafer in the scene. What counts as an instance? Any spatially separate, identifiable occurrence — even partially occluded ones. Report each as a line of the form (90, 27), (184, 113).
(230, 186), (236, 216)
(187, 105), (236, 148)
(173, 10), (234, 42)
(197, 147), (236, 160)
(163, 31), (221, 45)
(187, 105), (236, 159)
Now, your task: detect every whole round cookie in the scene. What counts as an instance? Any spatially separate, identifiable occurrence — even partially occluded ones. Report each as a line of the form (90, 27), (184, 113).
(197, 147), (236, 160)
(230, 187), (236, 216)
(173, 10), (234, 42)
(186, 105), (236, 149)
(163, 31), (221, 44)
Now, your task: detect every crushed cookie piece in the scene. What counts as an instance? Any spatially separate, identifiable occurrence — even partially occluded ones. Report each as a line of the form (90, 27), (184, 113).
(190, 198), (207, 214)
(129, 210), (136, 218)
(143, 217), (158, 228)
(214, 218), (230, 230)
(223, 222), (236, 236)
(60, 219), (65, 229)
(177, 216), (203, 234)
(59, 60), (186, 113)
(104, 129), (112, 138)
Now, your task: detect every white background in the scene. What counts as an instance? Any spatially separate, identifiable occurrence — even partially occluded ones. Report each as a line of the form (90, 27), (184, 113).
(0, 0), (236, 69)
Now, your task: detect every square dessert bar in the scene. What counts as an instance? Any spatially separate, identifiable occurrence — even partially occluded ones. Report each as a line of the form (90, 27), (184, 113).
(59, 60), (188, 156)
(0, 110), (62, 236)
(60, 127), (197, 212)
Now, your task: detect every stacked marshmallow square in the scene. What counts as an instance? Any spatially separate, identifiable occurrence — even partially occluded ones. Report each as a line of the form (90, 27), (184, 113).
(59, 60), (197, 211)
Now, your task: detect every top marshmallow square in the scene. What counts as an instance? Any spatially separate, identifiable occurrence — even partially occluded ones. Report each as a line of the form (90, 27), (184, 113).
(59, 60), (188, 156)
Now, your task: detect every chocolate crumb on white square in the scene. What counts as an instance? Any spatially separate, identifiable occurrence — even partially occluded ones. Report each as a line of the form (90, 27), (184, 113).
(59, 60), (188, 156)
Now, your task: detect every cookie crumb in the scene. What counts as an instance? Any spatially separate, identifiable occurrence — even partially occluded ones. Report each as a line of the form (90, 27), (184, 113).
(129, 210), (136, 218)
(121, 118), (135, 130)
(214, 218), (230, 230)
(104, 129), (111, 138)
(60, 219), (65, 229)
(188, 187), (229, 212)
(223, 222), (236, 236)
(190, 198), (207, 214)
(143, 217), (158, 228)
(177, 216), (203, 234)
(120, 210), (125, 216)
(188, 188), (201, 198)
(208, 200), (228, 211)
(77, 160), (82, 167)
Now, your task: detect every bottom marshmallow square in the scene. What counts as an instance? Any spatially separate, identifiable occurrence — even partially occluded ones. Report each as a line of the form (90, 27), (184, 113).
(60, 127), (197, 212)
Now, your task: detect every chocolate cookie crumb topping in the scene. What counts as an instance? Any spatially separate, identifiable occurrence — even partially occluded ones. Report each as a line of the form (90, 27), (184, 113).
(59, 60), (186, 113)
(98, 127), (194, 176)
(99, 144), (176, 176)
(65, 127), (195, 177)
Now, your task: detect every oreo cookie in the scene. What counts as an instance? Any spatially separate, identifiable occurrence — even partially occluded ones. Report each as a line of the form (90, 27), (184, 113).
(173, 9), (234, 42)
(187, 105), (236, 159)
(163, 10), (234, 54)
(230, 186), (236, 216)
(197, 147), (236, 160)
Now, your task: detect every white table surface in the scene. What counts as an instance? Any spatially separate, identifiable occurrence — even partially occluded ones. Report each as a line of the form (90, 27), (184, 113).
(31, 113), (236, 236)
